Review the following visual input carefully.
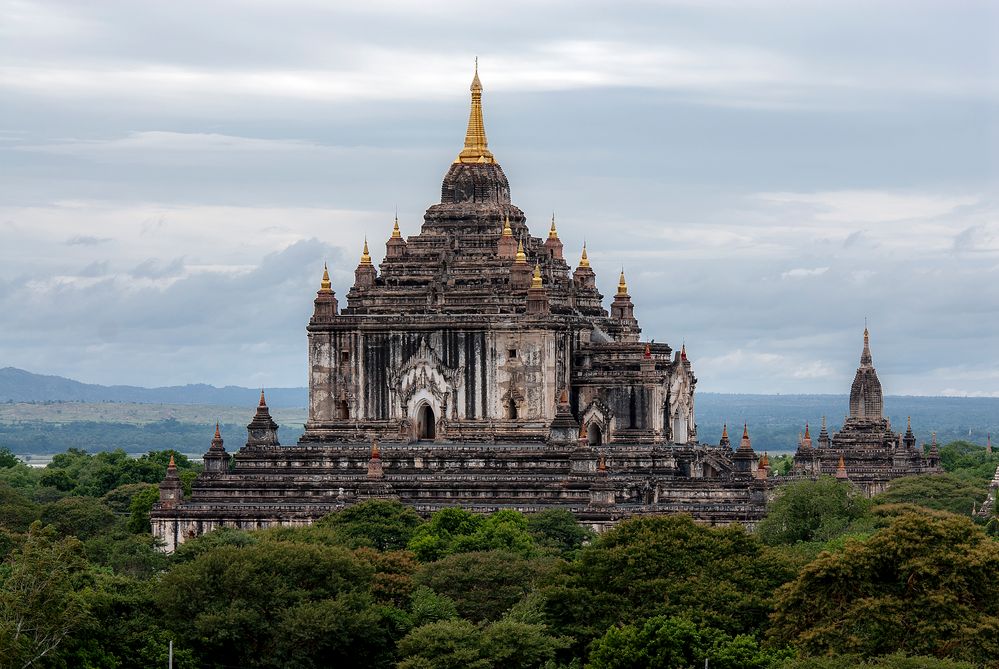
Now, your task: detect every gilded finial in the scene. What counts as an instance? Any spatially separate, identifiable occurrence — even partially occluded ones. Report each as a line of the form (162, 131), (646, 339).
(455, 59), (495, 164)
(502, 215), (513, 238)
(549, 213), (558, 239)
(515, 238), (527, 264)
(722, 423), (729, 439)
(743, 423), (749, 439)
(392, 216), (401, 239)
(579, 243), (590, 268)
(804, 423), (810, 440)
(320, 262), (332, 292)
(531, 262), (543, 289)
(168, 453), (175, 467)
(360, 238), (372, 265)
(617, 269), (628, 295)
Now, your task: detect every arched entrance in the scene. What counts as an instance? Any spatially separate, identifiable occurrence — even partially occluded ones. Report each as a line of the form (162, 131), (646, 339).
(588, 423), (603, 446)
(417, 404), (436, 440)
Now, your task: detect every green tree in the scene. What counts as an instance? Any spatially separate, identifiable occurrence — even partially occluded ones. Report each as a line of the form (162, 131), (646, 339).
(938, 440), (999, 485)
(415, 550), (555, 622)
(408, 507), (485, 561)
(0, 523), (89, 669)
(0, 481), (39, 532)
(0, 446), (17, 469)
(408, 508), (540, 561)
(527, 508), (595, 557)
(409, 585), (458, 627)
(127, 484), (160, 533)
(316, 499), (424, 550)
(396, 616), (567, 669)
(758, 476), (873, 546)
(540, 515), (794, 654)
(397, 618), (490, 669)
(777, 653), (978, 668)
(768, 513), (999, 665)
(270, 592), (410, 669)
(40, 496), (118, 540)
(873, 473), (987, 516)
(586, 615), (788, 669)
(155, 540), (384, 667)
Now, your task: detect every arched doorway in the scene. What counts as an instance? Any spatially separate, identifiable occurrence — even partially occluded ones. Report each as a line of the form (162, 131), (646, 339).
(417, 404), (436, 440)
(588, 423), (603, 446)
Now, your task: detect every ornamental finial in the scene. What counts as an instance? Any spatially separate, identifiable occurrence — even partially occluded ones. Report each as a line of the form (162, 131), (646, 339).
(549, 213), (558, 239)
(360, 238), (371, 265)
(579, 242), (590, 268)
(502, 215), (513, 238)
(515, 238), (527, 264)
(531, 262), (543, 289)
(455, 59), (495, 164)
(320, 263), (332, 292)
(617, 269), (628, 295)
(392, 216), (401, 239)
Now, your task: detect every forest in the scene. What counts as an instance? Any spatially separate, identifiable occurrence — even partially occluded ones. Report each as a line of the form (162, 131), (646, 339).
(1, 441), (997, 669)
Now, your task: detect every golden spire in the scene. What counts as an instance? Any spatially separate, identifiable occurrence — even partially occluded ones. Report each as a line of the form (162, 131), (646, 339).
(617, 269), (628, 295)
(549, 213), (558, 239)
(579, 243), (590, 268)
(360, 238), (372, 265)
(515, 238), (527, 264)
(502, 215), (513, 238)
(531, 262), (543, 289)
(721, 423), (728, 439)
(455, 58), (496, 165)
(168, 453), (175, 467)
(320, 263), (332, 292)
(392, 216), (401, 239)
(804, 423), (811, 440)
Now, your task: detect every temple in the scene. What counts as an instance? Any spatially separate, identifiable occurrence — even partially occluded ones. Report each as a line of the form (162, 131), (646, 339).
(151, 67), (941, 552)
(151, 66), (768, 551)
(790, 328), (942, 495)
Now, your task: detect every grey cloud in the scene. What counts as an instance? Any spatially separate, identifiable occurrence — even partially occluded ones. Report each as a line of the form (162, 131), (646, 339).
(130, 257), (185, 279)
(0, 1), (994, 394)
(78, 260), (109, 277)
(66, 235), (111, 246)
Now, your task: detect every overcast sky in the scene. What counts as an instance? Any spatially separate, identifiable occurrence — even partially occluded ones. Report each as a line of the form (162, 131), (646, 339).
(1, 0), (996, 395)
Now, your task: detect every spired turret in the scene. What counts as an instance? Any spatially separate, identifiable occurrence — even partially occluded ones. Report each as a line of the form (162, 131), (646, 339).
(157, 454), (184, 508)
(311, 263), (338, 324)
(246, 390), (280, 447)
(440, 61), (511, 208)
(849, 328), (883, 420)
(202, 422), (229, 474)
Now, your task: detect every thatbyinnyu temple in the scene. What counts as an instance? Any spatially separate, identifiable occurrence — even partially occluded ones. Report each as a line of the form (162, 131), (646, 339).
(152, 67), (940, 551)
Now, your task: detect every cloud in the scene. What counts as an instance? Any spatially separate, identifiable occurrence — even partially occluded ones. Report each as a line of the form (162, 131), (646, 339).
(130, 257), (185, 280)
(66, 235), (111, 246)
(0, 1), (994, 394)
(781, 267), (829, 279)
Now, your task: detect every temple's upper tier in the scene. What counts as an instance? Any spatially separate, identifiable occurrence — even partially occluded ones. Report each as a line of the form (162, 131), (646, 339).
(440, 64), (511, 206)
(848, 327), (884, 420)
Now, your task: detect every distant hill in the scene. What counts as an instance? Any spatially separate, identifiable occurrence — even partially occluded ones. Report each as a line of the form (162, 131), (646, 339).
(0, 367), (307, 408)
(1, 368), (996, 455)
